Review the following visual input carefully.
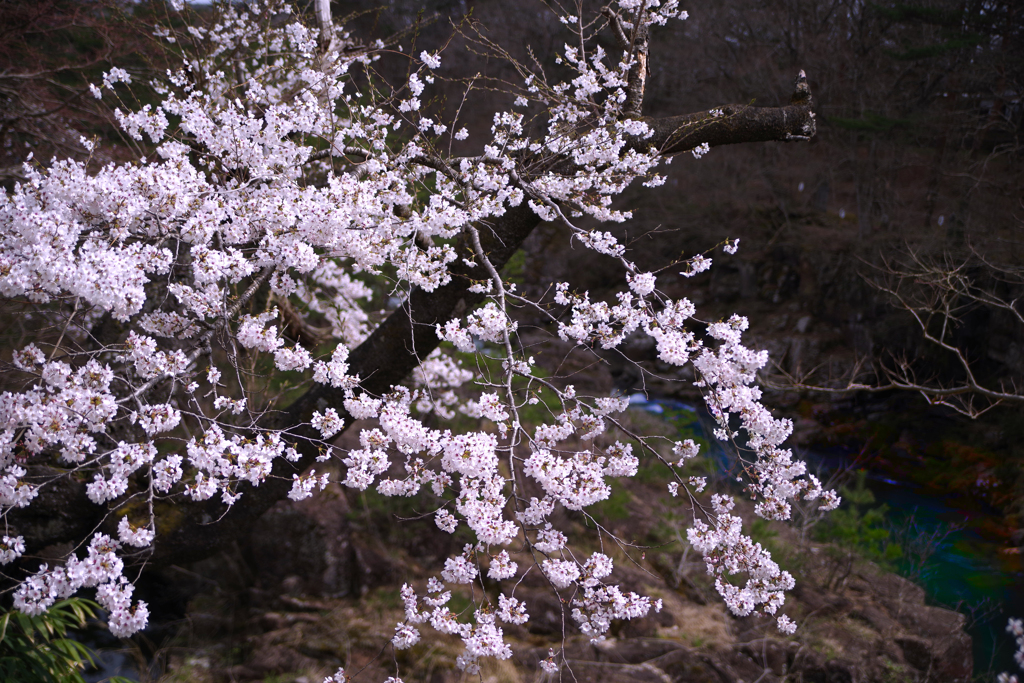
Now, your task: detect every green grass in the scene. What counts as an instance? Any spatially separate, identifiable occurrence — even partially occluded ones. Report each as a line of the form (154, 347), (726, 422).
(589, 487), (632, 522)
(815, 470), (903, 568)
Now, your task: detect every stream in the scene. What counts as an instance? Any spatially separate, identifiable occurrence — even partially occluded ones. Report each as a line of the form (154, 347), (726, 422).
(627, 393), (1024, 678)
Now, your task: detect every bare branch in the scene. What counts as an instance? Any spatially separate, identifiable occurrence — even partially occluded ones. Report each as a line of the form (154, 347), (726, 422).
(767, 246), (1024, 419)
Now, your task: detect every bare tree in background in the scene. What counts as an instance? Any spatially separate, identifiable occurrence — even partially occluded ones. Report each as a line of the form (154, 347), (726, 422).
(0, 0), (167, 184)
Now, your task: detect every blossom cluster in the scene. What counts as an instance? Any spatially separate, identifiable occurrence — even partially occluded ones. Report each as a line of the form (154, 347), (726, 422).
(13, 533), (149, 637)
(998, 618), (1024, 683)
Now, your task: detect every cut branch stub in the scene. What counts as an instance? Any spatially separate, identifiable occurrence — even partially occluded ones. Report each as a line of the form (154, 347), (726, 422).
(314, 0), (333, 49)
(791, 70), (812, 106)
(642, 73), (816, 154)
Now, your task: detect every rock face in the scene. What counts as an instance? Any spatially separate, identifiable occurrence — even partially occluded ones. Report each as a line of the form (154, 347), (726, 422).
(862, 571), (974, 682)
(513, 607), (969, 683)
(211, 483), (974, 683)
(247, 484), (356, 598)
(246, 483), (402, 598)
(757, 566), (973, 683)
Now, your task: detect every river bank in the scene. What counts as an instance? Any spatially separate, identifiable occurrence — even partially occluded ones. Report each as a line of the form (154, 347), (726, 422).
(630, 392), (1024, 678)
(91, 401), (981, 683)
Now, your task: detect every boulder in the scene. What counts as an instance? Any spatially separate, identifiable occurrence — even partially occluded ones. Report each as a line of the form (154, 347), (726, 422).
(891, 603), (972, 682)
(895, 635), (933, 672)
(547, 661), (672, 683)
(647, 649), (728, 683)
(593, 637), (686, 664)
(246, 483), (385, 598)
(739, 638), (789, 676)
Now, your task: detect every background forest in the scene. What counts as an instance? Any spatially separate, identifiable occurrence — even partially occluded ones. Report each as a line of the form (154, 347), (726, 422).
(1, 0), (1023, 681)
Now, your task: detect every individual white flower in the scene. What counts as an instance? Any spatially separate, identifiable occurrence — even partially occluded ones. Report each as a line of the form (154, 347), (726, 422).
(540, 651), (559, 673)
(420, 51), (441, 69)
(681, 254), (712, 277)
(274, 345), (312, 372)
(627, 271), (656, 296)
(324, 668), (348, 683)
(392, 622), (420, 649)
(153, 455), (183, 493)
(497, 594), (528, 624)
(487, 550), (518, 580)
(102, 67), (132, 88)
(441, 555), (478, 584)
(135, 404), (181, 435)
(12, 344), (45, 370)
(542, 559), (579, 589)
(435, 509), (458, 533)
(534, 525), (567, 554)
(673, 439), (700, 461)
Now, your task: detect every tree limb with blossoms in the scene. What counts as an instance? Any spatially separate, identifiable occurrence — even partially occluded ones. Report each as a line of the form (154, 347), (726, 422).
(0, 0), (832, 676)
(998, 617), (1024, 683)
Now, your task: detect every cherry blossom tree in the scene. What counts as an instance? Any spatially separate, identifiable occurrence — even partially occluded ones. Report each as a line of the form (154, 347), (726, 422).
(0, 0), (832, 676)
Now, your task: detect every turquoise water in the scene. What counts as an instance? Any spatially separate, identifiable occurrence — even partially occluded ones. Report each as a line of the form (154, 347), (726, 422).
(869, 480), (1023, 676)
(629, 394), (1024, 678)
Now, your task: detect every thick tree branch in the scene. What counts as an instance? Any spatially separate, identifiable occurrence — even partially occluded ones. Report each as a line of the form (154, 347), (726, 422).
(314, 0), (333, 47)
(148, 201), (542, 564)
(602, 6), (651, 117)
(642, 72), (816, 155)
